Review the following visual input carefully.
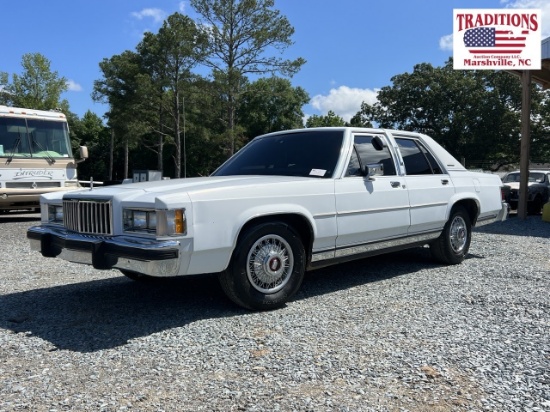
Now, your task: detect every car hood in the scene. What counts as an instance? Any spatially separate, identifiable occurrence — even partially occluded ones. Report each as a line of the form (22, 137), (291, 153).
(58, 175), (320, 203)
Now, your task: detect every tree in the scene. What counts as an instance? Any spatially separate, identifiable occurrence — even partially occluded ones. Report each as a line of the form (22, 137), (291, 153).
(305, 110), (346, 128)
(137, 13), (208, 178)
(239, 77), (309, 139)
(93, 51), (147, 179)
(69, 111), (111, 181)
(191, 0), (305, 156)
(1, 53), (69, 111)
(352, 59), (530, 167)
(348, 104), (373, 128)
(529, 88), (550, 164)
(0, 71), (9, 104)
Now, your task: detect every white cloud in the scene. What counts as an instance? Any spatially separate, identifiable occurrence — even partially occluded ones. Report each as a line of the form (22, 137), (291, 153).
(502, 0), (550, 37)
(131, 8), (167, 24)
(439, 34), (453, 51)
(66, 80), (82, 92)
(179, 1), (186, 13)
(310, 86), (379, 122)
(439, 0), (550, 51)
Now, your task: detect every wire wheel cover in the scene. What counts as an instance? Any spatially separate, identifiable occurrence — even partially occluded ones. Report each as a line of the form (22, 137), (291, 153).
(449, 215), (468, 253)
(246, 234), (294, 293)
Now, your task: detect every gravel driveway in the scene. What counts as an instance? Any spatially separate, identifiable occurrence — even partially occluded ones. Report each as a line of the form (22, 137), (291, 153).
(0, 212), (548, 412)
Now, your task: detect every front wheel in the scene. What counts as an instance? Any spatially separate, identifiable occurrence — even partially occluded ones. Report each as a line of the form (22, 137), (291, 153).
(430, 206), (471, 265)
(218, 222), (306, 310)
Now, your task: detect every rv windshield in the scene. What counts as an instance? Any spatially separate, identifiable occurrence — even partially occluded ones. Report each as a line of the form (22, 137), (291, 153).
(0, 117), (73, 159)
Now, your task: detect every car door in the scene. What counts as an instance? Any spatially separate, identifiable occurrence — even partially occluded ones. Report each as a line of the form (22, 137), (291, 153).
(334, 134), (410, 258)
(393, 136), (455, 235)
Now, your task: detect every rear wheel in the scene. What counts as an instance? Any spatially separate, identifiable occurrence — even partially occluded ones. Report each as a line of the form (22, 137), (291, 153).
(528, 196), (543, 215)
(218, 222), (306, 310)
(430, 206), (471, 265)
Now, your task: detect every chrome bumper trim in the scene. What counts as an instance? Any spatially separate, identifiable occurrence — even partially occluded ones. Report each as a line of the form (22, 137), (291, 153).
(476, 202), (508, 227)
(27, 225), (181, 277)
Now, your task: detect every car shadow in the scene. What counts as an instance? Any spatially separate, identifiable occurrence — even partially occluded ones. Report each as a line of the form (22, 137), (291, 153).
(0, 274), (241, 352)
(0, 248), (437, 353)
(474, 213), (550, 239)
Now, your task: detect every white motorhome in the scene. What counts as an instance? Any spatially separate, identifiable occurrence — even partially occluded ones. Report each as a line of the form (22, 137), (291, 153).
(0, 106), (87, 212)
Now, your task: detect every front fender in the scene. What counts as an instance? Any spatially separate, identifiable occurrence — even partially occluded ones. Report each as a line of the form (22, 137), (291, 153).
(234, 204), (317, 242)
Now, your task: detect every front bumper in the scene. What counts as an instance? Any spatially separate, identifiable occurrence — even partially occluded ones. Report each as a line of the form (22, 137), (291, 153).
(27, 225), (181, 277)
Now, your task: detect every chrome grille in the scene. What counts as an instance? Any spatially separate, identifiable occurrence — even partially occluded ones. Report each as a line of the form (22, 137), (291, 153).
(63, 199), (113, 235)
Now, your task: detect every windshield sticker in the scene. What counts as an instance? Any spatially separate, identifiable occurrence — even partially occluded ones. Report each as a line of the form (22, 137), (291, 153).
(309, 169), (326, 177)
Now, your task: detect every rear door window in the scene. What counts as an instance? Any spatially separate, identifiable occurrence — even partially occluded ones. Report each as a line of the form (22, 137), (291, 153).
(395, 138), (443, 175)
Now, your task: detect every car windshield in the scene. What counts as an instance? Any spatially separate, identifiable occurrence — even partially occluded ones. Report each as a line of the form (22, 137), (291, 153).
(213, 130), (344, 178)
(503, 172), (545, 183)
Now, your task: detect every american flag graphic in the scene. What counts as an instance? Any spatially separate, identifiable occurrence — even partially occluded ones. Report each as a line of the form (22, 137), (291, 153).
(463, 27), (528, 54)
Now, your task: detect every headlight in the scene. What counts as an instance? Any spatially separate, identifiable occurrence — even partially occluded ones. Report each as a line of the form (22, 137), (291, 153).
(47, 204), (63, 224)
(123, 208), (186, 236)
(123, 209), (157, 234)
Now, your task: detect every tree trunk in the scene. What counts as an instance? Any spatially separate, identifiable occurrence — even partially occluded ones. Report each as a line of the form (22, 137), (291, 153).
(124, 138), (129, 179)
(174, 93), (181, 178)
(109, 129), (114, 181)
(157, 102), (164, 175)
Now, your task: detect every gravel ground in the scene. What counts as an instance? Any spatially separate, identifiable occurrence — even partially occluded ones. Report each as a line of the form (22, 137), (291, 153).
(0, 212), (548, 412)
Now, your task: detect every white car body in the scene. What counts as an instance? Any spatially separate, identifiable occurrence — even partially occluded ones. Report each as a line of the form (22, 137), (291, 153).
(28, 128), (507, 310)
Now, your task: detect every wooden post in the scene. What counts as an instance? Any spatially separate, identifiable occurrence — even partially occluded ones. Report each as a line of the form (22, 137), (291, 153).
(517, 70), (531, 219)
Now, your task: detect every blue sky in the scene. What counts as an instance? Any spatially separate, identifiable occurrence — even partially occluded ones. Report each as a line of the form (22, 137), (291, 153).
(2, 0), (549, 122)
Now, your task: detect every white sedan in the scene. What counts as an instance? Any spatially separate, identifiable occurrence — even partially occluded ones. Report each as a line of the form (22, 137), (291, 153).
(28, 127), (507, 310)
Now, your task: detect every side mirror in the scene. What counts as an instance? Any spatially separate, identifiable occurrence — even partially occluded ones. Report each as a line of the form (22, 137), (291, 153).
(372, 136), (386, 151)
(361, 162), (384, 180)
(76, 145), (89, 163)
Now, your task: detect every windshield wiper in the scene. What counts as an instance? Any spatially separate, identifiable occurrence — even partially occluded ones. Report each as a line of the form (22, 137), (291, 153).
(5, 133), (22, 164)
(31, 132), (56, 164)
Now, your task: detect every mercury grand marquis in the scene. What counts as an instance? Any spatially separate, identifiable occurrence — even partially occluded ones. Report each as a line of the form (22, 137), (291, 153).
(28, 127), (508, 310)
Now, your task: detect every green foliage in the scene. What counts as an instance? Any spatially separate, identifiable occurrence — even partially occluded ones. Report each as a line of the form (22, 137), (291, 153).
(191, 0), (306, 155)
(10, 9), (548, 177)
(351, 58), (548, 168)
(136, 13), (208, 178)
(306, 110), (346, 128)
(0, 72), (9, 105)
(348, 106), (373, 128)
(69, 111), (112, 181)
(530, 90), (550, 163)
(1, 53), (68, 110)
(92, 50), (149, 178)
(239, 77), (309, 140)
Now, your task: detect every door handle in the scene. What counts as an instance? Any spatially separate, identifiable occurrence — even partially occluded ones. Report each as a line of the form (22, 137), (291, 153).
(441, 179), (449, 185)
(390, 181), (401, 188)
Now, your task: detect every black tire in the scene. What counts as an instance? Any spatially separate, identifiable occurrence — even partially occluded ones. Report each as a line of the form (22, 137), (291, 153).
(528, 196), (543, 215)
(218, 222), (306, 311)
(120, 269), (157, 281)
(430, 206), (471, 265)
